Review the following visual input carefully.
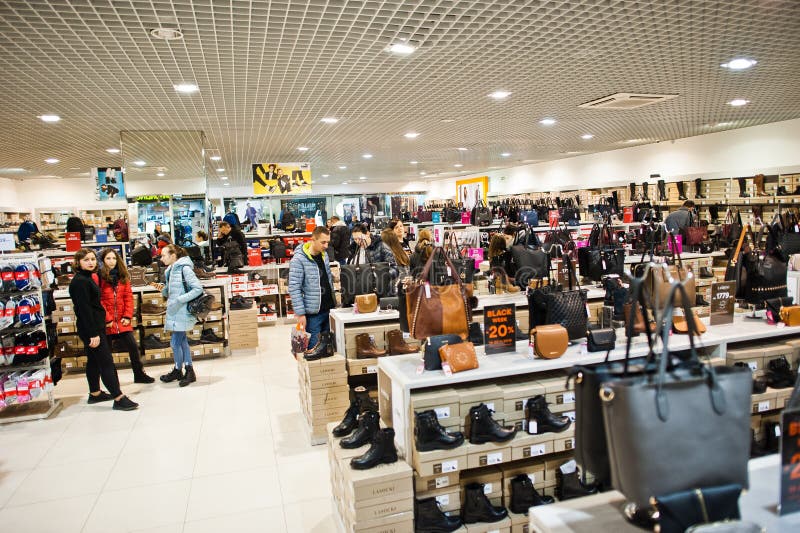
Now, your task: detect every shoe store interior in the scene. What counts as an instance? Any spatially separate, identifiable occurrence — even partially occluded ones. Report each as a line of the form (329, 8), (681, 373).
(2, 1), (800, 532)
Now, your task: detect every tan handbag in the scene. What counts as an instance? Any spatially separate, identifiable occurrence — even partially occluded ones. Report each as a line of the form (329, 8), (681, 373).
(780, 306), (800, 327)
(438, 342), (478, 373)
(623, 301), (647, 334)
(671, 311), (707, 335)
(530, 325), (569, 359)
(355, 293), (378, 314)
(648, 262), (696, 309)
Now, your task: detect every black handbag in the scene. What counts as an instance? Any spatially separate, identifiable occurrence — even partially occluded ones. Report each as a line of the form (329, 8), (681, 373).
(339, 253), (392, 307)
(765, 296), (794, 323)
(468, 322), (484, 346)
(527, 278), (554, 329)
(471, 200), (493, 227)
(586, 328), (616, 352)
(653, 484), (742, 533)
(741, 226), (788, 307)
(423, 334), (462, 370)
(545, 257), (588, 340)
(510, 240), (549, 289)
(578, 224), (626, 282)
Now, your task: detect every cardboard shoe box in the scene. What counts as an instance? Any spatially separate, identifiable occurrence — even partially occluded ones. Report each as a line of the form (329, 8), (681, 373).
(340, 458), (413, 522)
(459, 384), (504, 430)
(414, 471), (460, 492)
(762, 344), (793, 371)
(510, 432), (555, 461)
(345, 325), (388, 358)
(752, 389), (778, 414)
(501, 379), (547, 430)
(501, 459), (546, 508)
(140, 313), (165, 327)
(411, 388), (461, 431)
(726, 346), (764, 376)
(412, 447), (468, 478)
(417, 485), (461, 513)
(203, 342), (225, 356)
(347, 357), (380, 376)
(465, 517), (511, 533)
(461, 466), (503, 507)
(466, 441), (512, 469)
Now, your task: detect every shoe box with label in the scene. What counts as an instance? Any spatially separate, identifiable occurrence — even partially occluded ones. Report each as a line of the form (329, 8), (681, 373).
(228, 307), (258, 349)
(299, 354), (348, 438)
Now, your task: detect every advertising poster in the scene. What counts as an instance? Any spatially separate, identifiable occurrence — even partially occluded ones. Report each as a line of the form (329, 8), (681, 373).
(252, 162), (311, 195)
(484, 304), (517, 354)
(94, 167), (125, 200)
(455, 176), (488, 211)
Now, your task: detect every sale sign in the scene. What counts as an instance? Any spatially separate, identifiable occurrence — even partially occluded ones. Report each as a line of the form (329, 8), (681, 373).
(483, 304), (517, 354)
(65, 232), (82, 252)
(710, 281), (735, 326)
(548, 210), (560, 227)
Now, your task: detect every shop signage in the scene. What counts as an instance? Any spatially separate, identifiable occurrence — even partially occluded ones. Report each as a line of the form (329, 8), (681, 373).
(135, 195), (171, 201)
(710, 281), (735, 325)
(780, 406), (800, 515)
(554, 258), (575, 287)
(0, 234), (14, 251)
(65, 232), (82, 252)
(432, 225), (446, 246)
(247, 247), (263, 267)
(95, 228), (108, 243)
(252, 162), (311, 195)
(548, 210), (559, 227)
(483, 304), (516, 354)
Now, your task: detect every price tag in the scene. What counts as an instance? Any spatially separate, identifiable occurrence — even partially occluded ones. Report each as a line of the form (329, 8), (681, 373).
(525, 444), (546, 457)
(435, 495), (450, 506)
(486, 452), (503, 465)
(747, 361), (758, 372)
(442, 362), (453, 376)
(484, 483), (493, 494)
(403, 331), (410, 339)
(527, 343), (535, 359)
(435, 476), (450, 488)
(775, 424), (782, 437)
(440, 460), (458, 473)
(527, 420), (538, 435)
(527, 473), (536, 484)
(564, 411), (576, 422)
(710, 281), (735, 326)
(416, 363), (424, 375)
(758, 401), (771, 413)
(434, 407), (451, 420)
(366, 365), (377, 374)
(484, 402), (495, 412)
(563, 391), (576, 404)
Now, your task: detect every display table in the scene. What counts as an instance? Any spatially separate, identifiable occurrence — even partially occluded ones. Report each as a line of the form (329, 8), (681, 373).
(529, 455), (800, 532)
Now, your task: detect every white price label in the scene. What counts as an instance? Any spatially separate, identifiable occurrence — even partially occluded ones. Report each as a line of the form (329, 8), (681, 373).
(416, 363), (424, 375)
(435, 495), (450, 506)
(486, 452), (503, 465)
(366, 365), (377, 374)
(747, 361), (758, 372)
(485, 402), (495, 412)
(565, 438), (575, 450)
(565, 411), (576, 422)
(529, 444), (546, 456)
(435, 476), (450, 488)
(403, 331), (410, 339)
(775, 424), (782, 437)
(563, 392), (576, 404)
(484, 483), (493, 494)
(758, 400), (771, 413)
(440, 460), (458, 473)
(434, 406), (451, 420)
(527, 473), (536, 484)
(527, 420), (538, 435)
(442, 362), (453, 376)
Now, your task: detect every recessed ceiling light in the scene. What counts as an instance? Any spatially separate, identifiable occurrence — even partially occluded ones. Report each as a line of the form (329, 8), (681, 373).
(500, 153), (511, 157)
(0, 168), (26, 172)
(338, 165), (347, 170)
(39, 114), (60, 123)
(440, 119), (456, 123)
(150, 27), (183, 40)
(386, 43), (416, 55)
(409, 161), (418, 164)
(728, 98), (750, 107)
(133, 160), (146, 166)
(581, 134), (594, 140)
(342, 181), (349, 185)
(721, 58), (757, 70)
(220, 176), (228, 180)
(488, 90), (511, 100)
(454, 164), (463, 168)
(419, 171), (427, 176)
(106, 148), (120, 154)
(224, 183), (229, 186)
(404, 132), (419, 139)
(715, 122), (733, 127)
(321, 174), (330, 178)
(156, 172), (165, 177)
(539, 118), (557, 125)
(362, 154), (373, 159)
(173, 83), (199, 94)
(359, 176), (367, 180)
(216, 168), (225, 172)
(457, 147), (468, 151)
(45, 158), (59, 164)
(623, 139), (645, 143)
(298, 146), (309, 151)
(321, 117), (339, 124)
(210, 155), (221, 161)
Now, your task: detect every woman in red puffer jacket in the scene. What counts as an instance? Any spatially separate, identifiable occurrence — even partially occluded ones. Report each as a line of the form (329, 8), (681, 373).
(97, 249), (154, 384)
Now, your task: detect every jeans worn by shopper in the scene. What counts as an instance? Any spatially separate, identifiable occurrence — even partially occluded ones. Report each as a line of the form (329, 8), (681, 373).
(305, 310), (330, 349)
(170, 331), (192, 369)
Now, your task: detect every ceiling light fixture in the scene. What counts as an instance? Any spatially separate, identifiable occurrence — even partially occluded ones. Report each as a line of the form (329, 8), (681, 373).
(539, 118), (556, 125)
(210, 155), (221, 161)
(359, 176), (367, 180)
(322, 174), (330, 178)
(338, 165), (347, 170)
(386, 43), (416, 55)
(489, 90), (511, 100)
(500, 152), (511, 157)
(342, 181), (349, 185)
(106, 148), (120, 154)
(133, 160), (146, 166)
(0, 168), (26, 172)
(581, 134), (595, 140)
(173, 83), (199, 94)
(216, 168), (225, 172)
(404, 132), (419, 139)
(457, 147), (468, 151)
(150, 27), (183, 40)
(220, 176), (228, 180)
(45, 158), (59, 164)
(409, 161), (418, 165)
(320, 117), (339, 124)
(721, 58), (757, 70)
(298, 146), (309, 152)
(440, 119), (456, 123)
(454, 164), (463, 168)
(362, 154), (373, 159)
(156, 172), (165, 177)
(419, 171), (427, 176)
(39, 114), (60, 123)
(728, 98), (750, 107)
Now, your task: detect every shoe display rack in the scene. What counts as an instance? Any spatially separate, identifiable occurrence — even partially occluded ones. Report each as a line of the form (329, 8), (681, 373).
(0, 252), (62, 423)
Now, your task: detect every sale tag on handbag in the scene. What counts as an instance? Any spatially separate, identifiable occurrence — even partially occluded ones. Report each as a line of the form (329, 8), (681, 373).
(710, 281), (735, 325)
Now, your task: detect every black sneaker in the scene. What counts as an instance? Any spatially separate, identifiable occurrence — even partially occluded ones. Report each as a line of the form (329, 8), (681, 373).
(133, 372), (156, 384)
(88, 391), (114, 404)
(160, 367), (183, 383)
(200, 329), (225, 343)
(143, 334), (170, 350)
(113, 395), (139, 411)
(229, 295), (253, 310)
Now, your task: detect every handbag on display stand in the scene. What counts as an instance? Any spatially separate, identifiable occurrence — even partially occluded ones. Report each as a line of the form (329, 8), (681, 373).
(545, 256), (589, 341)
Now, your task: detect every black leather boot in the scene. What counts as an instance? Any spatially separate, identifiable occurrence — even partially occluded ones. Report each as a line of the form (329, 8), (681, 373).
(763, 421), (781, 454)
(468, 403), (517, 444)
(340, 410), (380, 449)
(641, 182), (649, 201)
(734, 362), (767, 394)
(415, 410), (465, 451)
(629, 182), (636, 200)
(462, 482), (508, 523)
(767, 356), (796, 388)
(750, 428), (768, 458)
(332, 399), (360, 438)
(355, 387), (378, 413)
(694, 178), (706, 199)
(414, 497), (463, 532)
(510, 474), (554, 514)
(611, 191), (620, 213)
(738, 177), (750, 198)
(350, 427), (398, 469)
(304, 331), (334, 361)
(777, 186), (789, 196)
(179, 365), (196, 387)
(677, 181), (687, 201)
(708, 204), (719, 223)
(525, 396), (571, 434)
(556, 468), (598, 500)
(160, 367), (183, 383)
(657, 179), (667, 201)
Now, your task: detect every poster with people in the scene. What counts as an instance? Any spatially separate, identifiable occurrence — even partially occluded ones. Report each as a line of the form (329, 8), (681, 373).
(93, 167), (126, 200)
(252, 162), (311, 195)
(456, 176), (488, 211)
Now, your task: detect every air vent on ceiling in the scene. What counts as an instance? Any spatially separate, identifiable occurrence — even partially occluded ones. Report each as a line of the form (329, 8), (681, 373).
(578, 93), (678, 110)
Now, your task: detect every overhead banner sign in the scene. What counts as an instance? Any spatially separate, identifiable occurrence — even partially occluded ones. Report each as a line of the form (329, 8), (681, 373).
(94, 167), (126, 200)
(252, 162), (311, 195)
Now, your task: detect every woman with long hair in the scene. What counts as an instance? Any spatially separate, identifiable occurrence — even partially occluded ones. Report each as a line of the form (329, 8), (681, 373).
(97, 248), (154, 384)
(69, 248), (138, 410)
(378, 228), (410, 278)
(409, 228), (433, 275)
(488, 227), (520, 293)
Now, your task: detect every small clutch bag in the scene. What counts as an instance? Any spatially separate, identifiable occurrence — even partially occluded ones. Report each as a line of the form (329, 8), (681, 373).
(652, 484), (742, 533)
(530, 325), (568, 359)
(439, 341), (478, 373)
(587, 328), (616, 352)
(423, 334), (462, 371)
(764, 297), (793, 323)
(355, 293), (378, 313)
(780, 305), (800, 326)
(672, 311), (707, 335)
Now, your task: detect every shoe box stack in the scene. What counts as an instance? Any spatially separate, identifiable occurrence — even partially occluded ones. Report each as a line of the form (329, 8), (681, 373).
(703, 178), (730, 200)
(51, 297), (84, 371)
(344, 323), (421, 377)
(299, 353), (348, 442)
(139, 292), (170, 362)
(779, 173), (800, 196)
(327, 421), (414, 533)
(227, 305), (258, 350)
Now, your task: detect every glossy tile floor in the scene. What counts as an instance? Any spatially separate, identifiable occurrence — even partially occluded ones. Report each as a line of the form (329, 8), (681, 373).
(0, 324), (339, 533)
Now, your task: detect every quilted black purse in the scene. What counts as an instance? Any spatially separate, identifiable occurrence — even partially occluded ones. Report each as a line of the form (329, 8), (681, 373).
(545, 257), (588, 340)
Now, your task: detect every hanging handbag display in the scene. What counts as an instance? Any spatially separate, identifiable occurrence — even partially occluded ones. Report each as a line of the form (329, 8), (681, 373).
(577, 224), (625, 282)
(405, 247), (471, 340)
(652, 484), (742, 533)
(439, 341), (478, 373)
(529, 324), (568, 359)
(601, 283), (752, 509)
(423, 334), (463, 371)
(545, 257), (588, 340)
(720, 209), (743, 248)
(684, 209), (708, 247)
(510, 229), (550, 289)
(586, 328), (616, 352)
(738, 225), (788, 307)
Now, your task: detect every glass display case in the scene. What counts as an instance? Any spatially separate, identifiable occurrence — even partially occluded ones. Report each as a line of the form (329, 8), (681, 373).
(136, 196), (171, 237)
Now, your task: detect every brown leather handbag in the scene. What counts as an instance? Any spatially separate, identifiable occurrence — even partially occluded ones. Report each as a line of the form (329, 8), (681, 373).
(780, 306), (800, 327)
(623, 300), (647, 334)
(439, 341), (478, 373)
(647, 242), (696, 309)
(671, 311), (707, 335)
(355, 293), (378, 313)
(530, 324), (569, 359)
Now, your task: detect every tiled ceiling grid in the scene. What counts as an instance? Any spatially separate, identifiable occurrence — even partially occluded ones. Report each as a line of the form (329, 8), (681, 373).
(0, 0), (799, 189)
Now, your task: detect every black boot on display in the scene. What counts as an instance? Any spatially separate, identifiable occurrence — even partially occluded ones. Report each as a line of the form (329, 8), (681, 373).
(332, 399), (360, 438)
(657, 179), (667, 202)
(694, 178), (706, 199)
(354, 387), (379, 413)
(733, 362), (768, 394)
(763, 421), (781, 454)
(509, 474), (555, 514)
(304, 331), (334, 361)
(179, 365), (196, 387)
(462, 483), (509, 524)
(641, 182), (649, 201)
(766, 356), (796, 389)
(414, 497), (463, 532)
(556, 465), (599, 500)
(160, 367), (183, 383)
(611, 191), (620, 213)
(708, 204), (720, 223)
(738, 177), (750, 198)
(350, 427), (398, 470)
(468, 403), (517, 444)
(629, 182), (637, 200)
(750, 428), (768, 458)
(340, 410), (380, 449)
(414, 410), (465, 452)
(793, 185), (800, 196)
(677, 181), (688, 201)
(699, 266), (714, 279)
(777, 186), (790, 196)
(695, 293), (710, 306)
(525, 396), (571, 434)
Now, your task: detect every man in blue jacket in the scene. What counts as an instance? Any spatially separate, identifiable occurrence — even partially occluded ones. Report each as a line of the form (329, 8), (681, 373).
(288, 227), (335, 353)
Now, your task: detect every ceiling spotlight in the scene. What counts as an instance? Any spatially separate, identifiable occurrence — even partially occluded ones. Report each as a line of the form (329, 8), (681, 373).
(320, 117), (339, 124)
(500, 152), (511, 157)
(133, 160), (146, 166)
(45, 158), (59, 164)
(322, 174), (330, 178)
(715, 122), (733, 127)
(623, 139), (644, 143)
(298, 146), (309, 152)
(216, 168), (225, 172)
(581, 134), (595, 140)
(488, 91), (511, 100)
(39, 115), (60, 123)
(338, 165), (347, 170)
(220, 176), (228, 180)
(156, 172), (165, 177)
(404, 132), (419, 139)
(457, 147), (468, 151)
(440, 119), (456, 123)
(721, 58), (757, 70)
(359, 176), (367, 180)
(106, 148), (120, 154)
(386, 43), (416, 55)
(150, 27), (183, 40)
(539, 118), (557, 126)
(362, 153), (373, 159)
(173, 83), (199, 94)
(419, 171), (427, 176)
(224, 182), (229, 186)
(728, 99), (750, 107)
(454, 164), (463, 168)
(210, 155), (221, 161)
(409, 161), (418, 164)
(342, 181), (349, 185)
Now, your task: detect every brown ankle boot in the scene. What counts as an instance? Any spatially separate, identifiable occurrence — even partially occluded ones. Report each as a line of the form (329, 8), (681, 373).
(355, 333), (387, 358)
(754, 173), (769, 196)
(386, 329), (419, 355)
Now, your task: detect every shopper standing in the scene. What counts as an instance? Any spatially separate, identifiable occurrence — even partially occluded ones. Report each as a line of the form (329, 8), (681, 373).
(409, 228), (433, 275)
(388, 219), (410, 252)
(328, 215), (351, 263)
(348, 224), (381, 264)
(69, 248), (138, 411)
(376, 228), (410, 282)
(215, 221), (248, 269)
(157, 244), (204, 387)
(97, 249), (154, 384)
(664, 200), (696, 235)
(288, 227), (335, 349)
